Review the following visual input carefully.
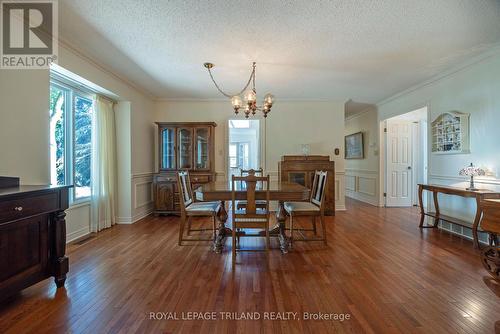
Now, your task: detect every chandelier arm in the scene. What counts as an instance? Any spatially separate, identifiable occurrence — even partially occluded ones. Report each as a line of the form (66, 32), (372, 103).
(207, 65), (256, 98)
(252, 62), (256, 92)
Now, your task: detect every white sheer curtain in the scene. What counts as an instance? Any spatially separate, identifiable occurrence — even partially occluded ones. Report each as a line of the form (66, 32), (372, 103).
(91, 96), (117, 232)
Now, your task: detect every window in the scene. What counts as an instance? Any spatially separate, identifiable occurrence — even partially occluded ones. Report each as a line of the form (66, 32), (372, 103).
(50, 78), (94, 202)
(228, 142), (250, 169)
(229, 144), (237, 168)
(229, 120), (250, 128)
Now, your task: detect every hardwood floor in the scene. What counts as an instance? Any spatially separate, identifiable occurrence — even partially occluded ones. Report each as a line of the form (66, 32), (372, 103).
(1, 199), (499, 333)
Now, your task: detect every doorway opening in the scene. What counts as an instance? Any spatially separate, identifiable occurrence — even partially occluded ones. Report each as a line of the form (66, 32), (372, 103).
(383, 107), (428, 207)
(228, 119), (260, 180)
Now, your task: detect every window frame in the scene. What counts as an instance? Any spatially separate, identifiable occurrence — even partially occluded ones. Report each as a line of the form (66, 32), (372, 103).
(50, 76), (95, 205)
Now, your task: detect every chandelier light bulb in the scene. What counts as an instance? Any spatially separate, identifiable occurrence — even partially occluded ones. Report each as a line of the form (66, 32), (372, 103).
(245, 90), (257, 104)
(264, 93), (274, 106)
(231, 95), (242, 108)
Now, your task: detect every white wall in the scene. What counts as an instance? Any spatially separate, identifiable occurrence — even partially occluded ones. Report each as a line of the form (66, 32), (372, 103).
(377, 50), (500, 243)
(154, 100), (347, 210)
(344, 107), (380, 206)
(0, 70), (50, 184)
(0, 43), (156, 242)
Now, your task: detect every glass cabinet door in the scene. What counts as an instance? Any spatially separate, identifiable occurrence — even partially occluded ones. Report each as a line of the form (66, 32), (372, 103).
(178, 128), (193, 169)
(288, 172), (306, 186)
(161, 128), (176, 170)
(194, 127), (210, 170)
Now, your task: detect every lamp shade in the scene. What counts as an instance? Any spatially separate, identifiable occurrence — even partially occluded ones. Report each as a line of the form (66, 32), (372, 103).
(459, 163), (485, 177)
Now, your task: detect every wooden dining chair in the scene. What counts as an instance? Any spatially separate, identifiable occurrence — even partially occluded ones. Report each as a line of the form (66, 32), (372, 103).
(177, 171), (221, 246)
(236, 168), (267, 210)
(231, 170), (271, 265)
(284, 170), (328, 248)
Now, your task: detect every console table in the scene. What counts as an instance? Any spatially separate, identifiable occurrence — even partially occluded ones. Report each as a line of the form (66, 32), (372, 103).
(0, 177), (71, 301)
(418, 184), (498, 249)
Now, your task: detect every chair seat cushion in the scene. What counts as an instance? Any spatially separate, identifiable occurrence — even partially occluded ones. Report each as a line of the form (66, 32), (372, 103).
(284, 201), (319, 213)
(186, 201), (220, 213)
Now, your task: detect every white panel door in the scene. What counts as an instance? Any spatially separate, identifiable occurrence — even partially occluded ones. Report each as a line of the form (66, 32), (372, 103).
(386, 120), (413, 207)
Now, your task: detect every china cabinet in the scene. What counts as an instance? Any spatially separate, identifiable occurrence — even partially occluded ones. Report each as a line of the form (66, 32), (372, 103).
(154, 122), (216, 215)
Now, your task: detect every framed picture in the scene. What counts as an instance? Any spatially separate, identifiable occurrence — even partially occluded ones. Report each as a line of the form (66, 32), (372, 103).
(345, 132), (364, 159)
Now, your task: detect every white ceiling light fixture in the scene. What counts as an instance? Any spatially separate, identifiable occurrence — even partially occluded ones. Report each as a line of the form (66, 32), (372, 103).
(204, 62), (274, 118)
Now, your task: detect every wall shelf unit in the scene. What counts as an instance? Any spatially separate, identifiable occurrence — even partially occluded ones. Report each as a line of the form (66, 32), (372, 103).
(431, 111), (470, 154)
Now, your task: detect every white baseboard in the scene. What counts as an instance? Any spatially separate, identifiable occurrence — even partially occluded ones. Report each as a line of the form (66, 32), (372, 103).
(335, 205), (346, 211)
(67, 227), (91, 243)
(116, 216), (133, 224)
(117, 209), (153, 224)
(345, 191), (379, 206)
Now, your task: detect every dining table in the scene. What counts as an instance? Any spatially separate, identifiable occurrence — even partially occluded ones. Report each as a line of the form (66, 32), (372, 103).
(195, 181), (310, 253)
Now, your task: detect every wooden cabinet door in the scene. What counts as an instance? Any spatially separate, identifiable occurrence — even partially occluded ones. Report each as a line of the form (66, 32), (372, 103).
(0, 215), (49, 289)
(194, 127), (211, 170)
(155, 182), (174, 211)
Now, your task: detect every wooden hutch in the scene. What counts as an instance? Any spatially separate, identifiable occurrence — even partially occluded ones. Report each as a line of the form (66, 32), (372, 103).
(278, 155), (335, 215)
(153, 122), (217, 215)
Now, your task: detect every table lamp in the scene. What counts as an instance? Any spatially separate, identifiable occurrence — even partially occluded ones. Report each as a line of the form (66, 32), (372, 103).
(459, 163), (485, 191)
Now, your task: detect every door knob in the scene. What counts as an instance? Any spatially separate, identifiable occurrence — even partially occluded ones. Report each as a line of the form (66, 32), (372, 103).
(407, 166), (412, 170)
(14, 206), (23, 211)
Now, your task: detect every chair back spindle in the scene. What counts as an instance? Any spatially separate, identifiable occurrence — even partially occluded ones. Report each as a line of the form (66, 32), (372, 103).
(232, 170), (270, 221)
(178, 171), (193, 213)
(310, 171), (328, 210)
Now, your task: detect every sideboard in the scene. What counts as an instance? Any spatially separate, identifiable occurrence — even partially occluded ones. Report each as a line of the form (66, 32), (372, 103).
(278, 155), (336, 215)
(0, 177), (71, 301)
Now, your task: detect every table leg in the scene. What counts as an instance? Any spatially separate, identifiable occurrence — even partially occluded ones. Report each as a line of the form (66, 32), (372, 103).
(270, 200), (289, 254)
(472, 195), (482, 250)
(433, 191), (440, 227)
(214, 201), (230, 253)
(418, 185), (425, 228)
(54, 211), (69, 288)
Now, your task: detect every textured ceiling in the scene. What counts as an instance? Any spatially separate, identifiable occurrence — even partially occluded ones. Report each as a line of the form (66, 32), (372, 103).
(59, 0), (500, 102)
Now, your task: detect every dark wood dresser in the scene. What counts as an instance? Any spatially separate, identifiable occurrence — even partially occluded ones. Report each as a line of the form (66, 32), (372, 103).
(278, 155), (335, 215)
(0, 177), (71, 301)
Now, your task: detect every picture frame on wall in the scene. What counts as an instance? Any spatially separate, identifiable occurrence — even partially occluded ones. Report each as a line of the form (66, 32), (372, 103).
(345, 132), (364, 159)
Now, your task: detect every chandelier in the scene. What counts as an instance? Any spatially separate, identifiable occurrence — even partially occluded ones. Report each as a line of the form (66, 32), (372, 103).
(203, 62), (275, 118)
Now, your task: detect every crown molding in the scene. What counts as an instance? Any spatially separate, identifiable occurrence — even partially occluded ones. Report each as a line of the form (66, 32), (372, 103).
(345, 105), (377, 121)
(57, 37), (157, 100)
(154, 97), (228, 102)
(376, 43), (500, 107)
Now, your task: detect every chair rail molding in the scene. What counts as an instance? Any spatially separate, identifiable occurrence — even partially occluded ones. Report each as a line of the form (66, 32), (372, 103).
(429, 173), (500, 186)
(345, 168), (379, 174)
